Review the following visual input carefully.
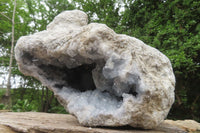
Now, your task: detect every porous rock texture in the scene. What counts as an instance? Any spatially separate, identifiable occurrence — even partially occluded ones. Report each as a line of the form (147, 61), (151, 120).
(15, 10), (175, 129)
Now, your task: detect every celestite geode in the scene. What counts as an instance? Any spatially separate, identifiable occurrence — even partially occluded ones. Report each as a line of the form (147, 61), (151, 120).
(15, 10), (175, 129)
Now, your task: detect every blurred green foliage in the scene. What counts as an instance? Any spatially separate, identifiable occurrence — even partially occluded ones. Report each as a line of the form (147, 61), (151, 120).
(0, 103), (6, 110)
(0, 89), (6, 97)
(12, 99), (37, 112)
(0, 88), (67, 113)
(11, 88), (67, 113)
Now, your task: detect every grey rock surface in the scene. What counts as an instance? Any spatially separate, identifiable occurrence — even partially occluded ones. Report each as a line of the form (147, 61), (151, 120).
(15, 10), (175, 129)
(0, 112), (192, 133)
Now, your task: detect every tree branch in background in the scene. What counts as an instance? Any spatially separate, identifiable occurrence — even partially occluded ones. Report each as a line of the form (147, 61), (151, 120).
(175, 93), (182, 105)
(0, 12), (12, 22)
(6, 0), (17, 107)
(191, 95), (200, 111)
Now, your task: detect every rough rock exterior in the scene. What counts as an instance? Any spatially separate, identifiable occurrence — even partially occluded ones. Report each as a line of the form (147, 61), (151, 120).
(15, 10), (175, 129)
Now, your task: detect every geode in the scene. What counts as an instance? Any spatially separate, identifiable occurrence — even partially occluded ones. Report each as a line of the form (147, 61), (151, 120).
(15, 10), (175, 129)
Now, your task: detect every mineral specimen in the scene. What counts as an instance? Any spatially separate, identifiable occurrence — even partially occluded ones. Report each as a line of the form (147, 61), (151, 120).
(15, 10), (175, 129)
